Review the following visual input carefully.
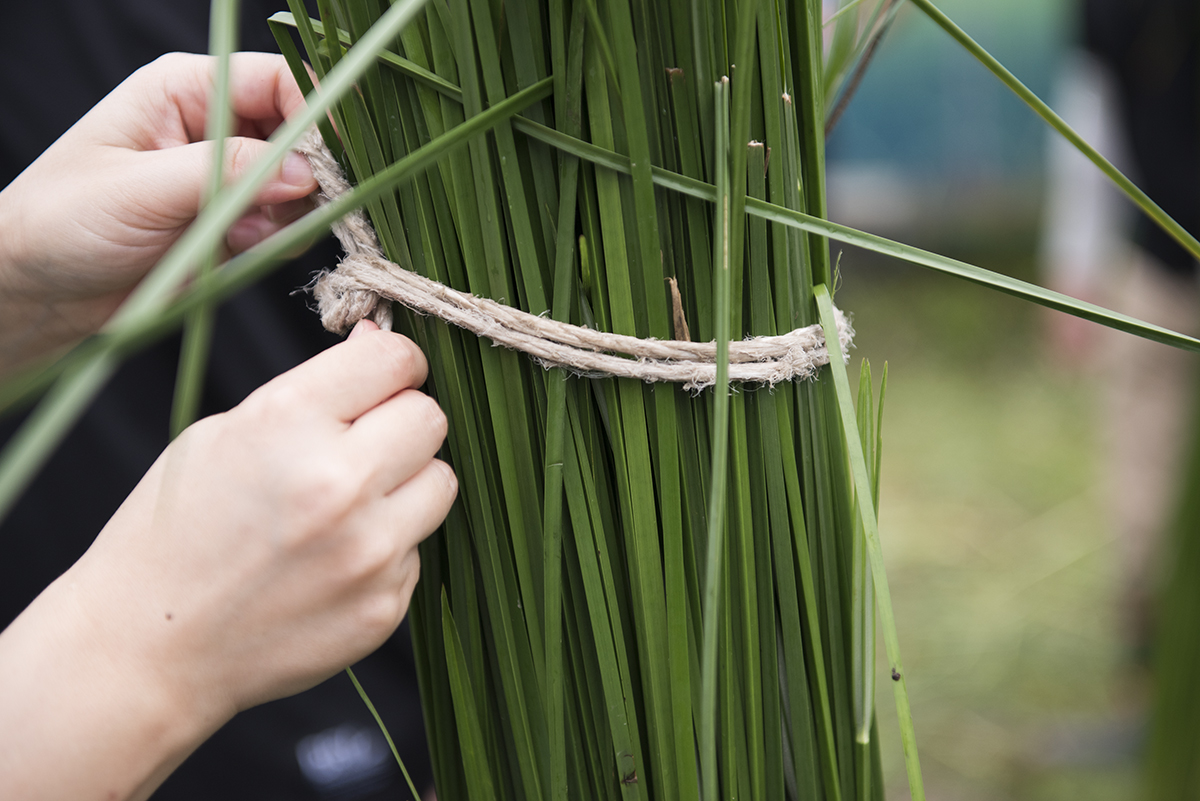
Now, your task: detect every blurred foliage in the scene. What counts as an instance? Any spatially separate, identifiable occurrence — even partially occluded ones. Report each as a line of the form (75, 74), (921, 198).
(830, 0), (1071, 180)
(841, 236), (1142, 800)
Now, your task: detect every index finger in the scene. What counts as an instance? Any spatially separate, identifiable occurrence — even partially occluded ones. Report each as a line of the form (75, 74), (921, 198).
(112, 53), (311, 150)
(266, 329), (429, 423)
(181, 52), (309, 142)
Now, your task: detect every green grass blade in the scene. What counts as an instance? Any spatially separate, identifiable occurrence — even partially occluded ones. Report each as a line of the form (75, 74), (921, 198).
(852, 359), (878, 800)
(603, 3), (694, 796)
(823, 0), (859, 105)
(542, 6), (586, 797)
(0, 356), (115, 521)
(816, 283), (925, 801)
(505, 119), (1200, 352)
(345, 667), (423, 800)
(823, 0), (868, 29)
(908, 0), (1200, 265)
(700, 76), (732, 801)
(442, 593), (502, 801)
(170, 0), (239, 439)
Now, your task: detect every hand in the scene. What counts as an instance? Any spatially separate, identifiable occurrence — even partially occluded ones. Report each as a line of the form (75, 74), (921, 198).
(0, 323), (457, 800)
(0, 52), (317, 372)
(89, 322), (455, 710)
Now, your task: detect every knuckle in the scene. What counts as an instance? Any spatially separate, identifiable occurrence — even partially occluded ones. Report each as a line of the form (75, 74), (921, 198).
(145, 52), (194, 76)
(435, 460), (459, 505)
(173, 412), (218, 447)
(414, 392), (447, 438)
(314, 466), (362, 513)
(370, 334), (426, 389)
(169, 413), (235, 466)
(289, 459), (364, 525)
(225, 136), (254, 177)
(346, 534), (397, 581)
(406, 549), (422, 584)
(243, 380), (308, 423)
(356, 593), (404, 641)
(398, 552), (421, 604)
(126, 53), (197, 99)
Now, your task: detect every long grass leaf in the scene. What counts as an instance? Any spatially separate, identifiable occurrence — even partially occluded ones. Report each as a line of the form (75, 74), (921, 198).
(442, 593), (503, 801)
(816, 284), (925, 801)
(908, 0), (1200, 265)
(500, 120), (1200, 351)
(345, 666), (423, 800)
(699, 76), (732, 801)
(170, 0), (239, 438)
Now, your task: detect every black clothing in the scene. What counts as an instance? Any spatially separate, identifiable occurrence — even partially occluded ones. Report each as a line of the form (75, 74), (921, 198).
(0, 2), (432, 798)
(1084, 0), (1200, 276)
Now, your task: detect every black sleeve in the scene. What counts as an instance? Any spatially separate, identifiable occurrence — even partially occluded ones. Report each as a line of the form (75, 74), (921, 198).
(1083, 0), (1200, 276)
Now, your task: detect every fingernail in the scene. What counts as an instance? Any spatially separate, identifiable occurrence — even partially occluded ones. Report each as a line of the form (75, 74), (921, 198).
(264, 197), (313, 224)
(348, 319), (371, 339)
(282, 151), (314, 187)
(227, 216), (273, 254)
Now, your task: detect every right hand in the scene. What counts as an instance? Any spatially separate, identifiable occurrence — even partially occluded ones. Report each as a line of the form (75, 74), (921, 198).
(69, 321), (456, 715)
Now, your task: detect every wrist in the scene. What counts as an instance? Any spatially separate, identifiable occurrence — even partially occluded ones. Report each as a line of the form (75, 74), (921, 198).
(0, 189), (59, 376)
(0, 565), (232, 801)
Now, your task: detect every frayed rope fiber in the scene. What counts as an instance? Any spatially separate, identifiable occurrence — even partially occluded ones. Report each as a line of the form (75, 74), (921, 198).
(296, 129), (853, 391)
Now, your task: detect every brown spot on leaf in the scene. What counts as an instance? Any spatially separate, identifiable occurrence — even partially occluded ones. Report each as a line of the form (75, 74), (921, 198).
(666, 277), (691, 342)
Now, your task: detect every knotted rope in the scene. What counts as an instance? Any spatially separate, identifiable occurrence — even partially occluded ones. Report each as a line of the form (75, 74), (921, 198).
(295, 129), (853, 391)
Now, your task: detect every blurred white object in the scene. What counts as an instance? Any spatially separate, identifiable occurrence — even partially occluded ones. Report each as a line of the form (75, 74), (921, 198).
(1040, 50), (1134, 293)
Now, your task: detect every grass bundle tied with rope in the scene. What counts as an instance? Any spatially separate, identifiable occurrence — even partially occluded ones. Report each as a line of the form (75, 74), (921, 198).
(270, 1), (914, 799)
(13, 0), (1200, 799)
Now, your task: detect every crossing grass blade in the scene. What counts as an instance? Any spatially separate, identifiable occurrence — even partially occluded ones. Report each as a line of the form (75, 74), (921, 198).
(170, 0), (239, 438)
(907, 0), (1200, 265)
(699, 75), (732, 801)
(817, 284), (924, 801)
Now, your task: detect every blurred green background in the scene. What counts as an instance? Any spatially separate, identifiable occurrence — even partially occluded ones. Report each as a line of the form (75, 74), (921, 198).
(828, 0), (1145, 798)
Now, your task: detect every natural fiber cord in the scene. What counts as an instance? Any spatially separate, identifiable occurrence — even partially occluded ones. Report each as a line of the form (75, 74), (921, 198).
(297, 129), (853, 390)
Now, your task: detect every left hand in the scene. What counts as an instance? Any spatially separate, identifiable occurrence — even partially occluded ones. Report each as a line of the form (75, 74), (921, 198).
(0, 52), (317, 372)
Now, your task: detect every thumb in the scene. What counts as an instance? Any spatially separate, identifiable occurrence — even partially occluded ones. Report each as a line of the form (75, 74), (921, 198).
(133, 137), (318, 226)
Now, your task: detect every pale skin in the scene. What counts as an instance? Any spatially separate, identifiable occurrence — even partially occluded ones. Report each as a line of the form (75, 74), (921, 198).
(0, 53), (457, 800)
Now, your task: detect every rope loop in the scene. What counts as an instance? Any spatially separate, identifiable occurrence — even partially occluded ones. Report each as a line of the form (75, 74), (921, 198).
(296, 129), (853, 391)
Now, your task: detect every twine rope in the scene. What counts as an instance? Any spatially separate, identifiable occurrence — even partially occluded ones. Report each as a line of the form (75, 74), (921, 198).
(296, 129), (853, 390)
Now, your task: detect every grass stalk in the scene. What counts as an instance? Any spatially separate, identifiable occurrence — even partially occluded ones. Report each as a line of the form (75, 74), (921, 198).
(699, 76), (732, 801)
(345, 666), (423, 800)
(170, 0), (239, 438)
(816, 285), (924, 801)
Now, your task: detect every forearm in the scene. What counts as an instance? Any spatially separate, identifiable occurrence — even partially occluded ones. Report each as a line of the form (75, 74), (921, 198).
(0, 565), (230, 801)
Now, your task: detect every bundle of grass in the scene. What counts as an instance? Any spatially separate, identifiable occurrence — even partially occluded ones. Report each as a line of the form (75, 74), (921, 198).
(269, 1), (913, 799)
(6, 1), (1200, 799)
